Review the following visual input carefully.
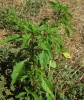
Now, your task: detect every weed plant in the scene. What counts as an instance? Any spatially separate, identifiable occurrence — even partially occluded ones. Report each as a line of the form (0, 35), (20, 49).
(0, 0), (84, 100)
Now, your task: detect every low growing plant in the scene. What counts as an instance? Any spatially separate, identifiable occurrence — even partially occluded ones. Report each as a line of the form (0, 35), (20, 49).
(0, 0), (83, 100)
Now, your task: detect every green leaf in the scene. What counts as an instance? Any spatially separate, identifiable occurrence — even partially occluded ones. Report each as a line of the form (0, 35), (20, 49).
(38, 25), (47, 31)
(24, 87), (42, 100)
(11, 61), (25, 85)
(62, 5), (73, 18)
(50, 60), (56, 68)
(55, 43), (61, 54)
(39, 51), (49, 68)
(40, 42), (51, 51)
(63, 52), (71, 58)
(39, 18), (49, 26)
(0, 34), (21, 44)
(54, 34), (62, 44)
(49, 1), (59, 9)
(61, 15), (68, 24)
(41, 78), (54, 99)
(39, 41), (52, 58)
(16, 92), (26, 98)
(65, 27), (71, 37)
(49, 1), (56, 6)
(29, 23), (37, 33)
(21, 75), (28, 82)
(49, 27), (57, 34)
(21, 34), (31, 49)
(31, 92), (42, 100)
(47, 94), (53, 100)
(62, 21), (71, 37)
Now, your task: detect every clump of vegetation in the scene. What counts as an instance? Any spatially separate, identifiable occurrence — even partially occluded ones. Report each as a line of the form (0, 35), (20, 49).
(0, 0), (84, 100)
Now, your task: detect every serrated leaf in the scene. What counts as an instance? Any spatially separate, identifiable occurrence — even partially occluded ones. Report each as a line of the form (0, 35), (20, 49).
(50, 60), (56, 68)
(41, 78), (54, 99)
(0, 34), (21, 44)
(11, 61), (25, 85)
(39, 51), (49, 68)
(63, 52), (71, 58)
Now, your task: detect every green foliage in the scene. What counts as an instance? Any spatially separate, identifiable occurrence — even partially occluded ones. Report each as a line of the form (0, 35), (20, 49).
(41, 78), (54, 99)
(0, 0), (83, 100)
(0, 34), (21, 44)
(49, 0), (73, 37)
(0, 74), (15, 100)
(0, 44), (10, 61)
(11, 61), (25, 85)
(50, 60), (57, 68)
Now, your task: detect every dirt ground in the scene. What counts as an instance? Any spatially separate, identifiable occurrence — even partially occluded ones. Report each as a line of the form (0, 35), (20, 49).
(0, 0), (84, 69)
